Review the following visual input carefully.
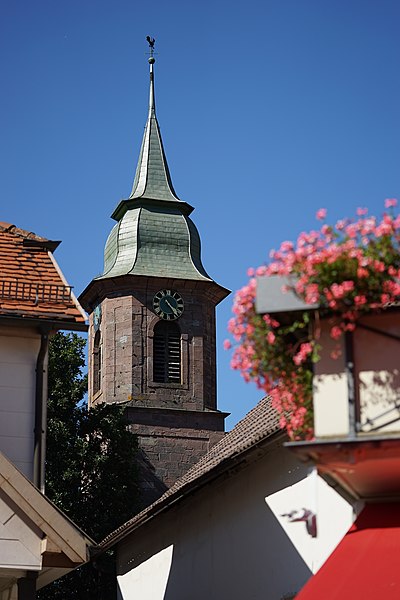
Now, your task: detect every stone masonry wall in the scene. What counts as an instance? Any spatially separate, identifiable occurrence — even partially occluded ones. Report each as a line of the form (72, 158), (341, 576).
(88, 277), (218, 412)
(128, 414), (225, 507)
(86, 275), (226, 506)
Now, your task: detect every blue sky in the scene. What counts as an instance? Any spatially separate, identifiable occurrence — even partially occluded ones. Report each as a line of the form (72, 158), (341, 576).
(1, 0), (399, 428)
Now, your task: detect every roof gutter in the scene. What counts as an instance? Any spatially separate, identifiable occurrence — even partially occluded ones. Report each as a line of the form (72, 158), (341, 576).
(0, 313), (87, 332)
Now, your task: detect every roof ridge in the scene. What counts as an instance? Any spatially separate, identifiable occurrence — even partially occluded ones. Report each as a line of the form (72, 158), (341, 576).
(0, 222), (50, 243)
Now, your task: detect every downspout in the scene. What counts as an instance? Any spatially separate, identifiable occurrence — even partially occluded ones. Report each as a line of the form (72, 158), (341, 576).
(344, 331), (358, 439)
(33, 330), (49, 492)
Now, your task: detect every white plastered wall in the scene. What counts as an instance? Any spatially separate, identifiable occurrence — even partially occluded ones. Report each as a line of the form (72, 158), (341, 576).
(0, 326), (41, 480)
(313, 313), (400, 438)
(117, 443), (354, 600)
(355, 312), (400, 434)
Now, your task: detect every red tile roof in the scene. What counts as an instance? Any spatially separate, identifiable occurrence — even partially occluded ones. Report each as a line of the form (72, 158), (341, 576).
(0, 223), (87, 328)
(98, 395), (282, 551)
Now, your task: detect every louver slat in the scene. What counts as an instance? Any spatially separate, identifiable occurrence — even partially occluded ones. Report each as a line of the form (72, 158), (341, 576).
(154, 322), (181, 383)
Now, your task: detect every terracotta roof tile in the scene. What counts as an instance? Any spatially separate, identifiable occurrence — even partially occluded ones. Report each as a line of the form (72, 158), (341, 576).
(0, 223), (87, 327)
(99, 396), (282, 550)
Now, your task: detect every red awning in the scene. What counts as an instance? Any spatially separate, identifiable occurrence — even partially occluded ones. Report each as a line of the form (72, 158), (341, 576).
(296, 503), (400, 600)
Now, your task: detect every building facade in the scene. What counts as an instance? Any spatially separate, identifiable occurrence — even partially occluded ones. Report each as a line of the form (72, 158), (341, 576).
(0, 222), (91, 599)
(96, 397), (354, 600)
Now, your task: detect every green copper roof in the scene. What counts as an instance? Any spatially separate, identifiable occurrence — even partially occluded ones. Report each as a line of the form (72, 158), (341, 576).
(129, 64), (180, 203)
(111, 57), (193, 222)
(97, 53), (213, 283)
(100, 205), (211, 281)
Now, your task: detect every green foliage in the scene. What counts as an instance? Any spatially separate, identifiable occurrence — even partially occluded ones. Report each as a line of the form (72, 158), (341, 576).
(37, 332), (139, 600)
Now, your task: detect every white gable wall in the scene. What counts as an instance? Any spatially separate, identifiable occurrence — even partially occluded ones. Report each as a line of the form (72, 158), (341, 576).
(117, 443), (354, 600)
(0, 489), (42, 571)
(0, 326), (41, 481)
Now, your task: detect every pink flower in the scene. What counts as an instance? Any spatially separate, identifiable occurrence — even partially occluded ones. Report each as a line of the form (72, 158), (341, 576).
(263, 314), (280, 328)
(293, 342), (313, 365)
(316, 208), (327, 221)
(321, 224), (332, 235)
(373, 260), (385, 273)
(345, 223), (358, 238)
(280, 240), (294, 252)
(223, 339), (232, 350)
(336, 219), (346, 230)
(331, 283), (345, 299)
(342, 280), (355, 292)
(330, 326), (342, 340)
(385, 198), (398, 209)
(354, 295), (367, 306)
(229, 200), (400, 440)
(300, 342), (313, 355)
(305, 283), (320, 304)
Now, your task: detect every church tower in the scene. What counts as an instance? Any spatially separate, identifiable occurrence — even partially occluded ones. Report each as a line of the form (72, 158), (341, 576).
(79, 43), (229, 504)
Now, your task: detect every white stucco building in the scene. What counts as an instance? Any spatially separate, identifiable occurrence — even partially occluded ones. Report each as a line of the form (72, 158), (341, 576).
(0, 222), (92, 599)
(97, 397), (355, 600)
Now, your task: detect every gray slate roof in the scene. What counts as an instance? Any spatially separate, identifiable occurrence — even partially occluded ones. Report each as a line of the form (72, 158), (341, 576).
(129, 101), (180, 204)
(97, 59), (216, 284)
(98, 205), (212, 282)
(98, 396), (282, 552)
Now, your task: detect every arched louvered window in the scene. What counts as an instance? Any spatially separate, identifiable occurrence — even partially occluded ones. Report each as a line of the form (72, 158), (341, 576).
(153, 321), (181, 384)
(93, 330), (102, 395)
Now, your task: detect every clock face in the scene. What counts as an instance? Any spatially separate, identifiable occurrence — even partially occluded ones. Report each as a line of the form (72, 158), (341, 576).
(153, 289), (184, 320)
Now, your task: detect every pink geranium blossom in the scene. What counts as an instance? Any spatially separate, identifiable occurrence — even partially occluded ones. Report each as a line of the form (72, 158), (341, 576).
(330, 326), (342, 340)
(266, 331), (276, 344)
(385, 198), (398, 208)
(225, 199), (400, 441)
(316, 208), (327, 220)
(357, 207), (368, 216)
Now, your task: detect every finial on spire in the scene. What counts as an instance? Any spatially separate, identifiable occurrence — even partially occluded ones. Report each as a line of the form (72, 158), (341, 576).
(146, 36), (156, 112)
(146, 36), (155, 63)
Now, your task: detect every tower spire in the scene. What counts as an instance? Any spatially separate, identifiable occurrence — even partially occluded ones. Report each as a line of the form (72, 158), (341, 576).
(124, 37), (184, 208)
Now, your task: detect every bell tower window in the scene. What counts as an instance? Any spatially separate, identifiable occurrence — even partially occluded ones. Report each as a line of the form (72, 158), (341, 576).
(93, 329), (102, 395)
(153, 321), (181, 384)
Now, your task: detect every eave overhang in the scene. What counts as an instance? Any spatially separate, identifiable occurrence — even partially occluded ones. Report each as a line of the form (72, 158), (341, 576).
(286, 436), (400, 501)
(79, 273), (230, 314)
(0, 313), (88, 332)
(111, 196), (194, 222)
(0, 452), (94, 591)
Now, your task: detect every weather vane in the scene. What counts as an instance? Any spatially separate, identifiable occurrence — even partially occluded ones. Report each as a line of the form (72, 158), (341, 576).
(146, 36), (155, 60)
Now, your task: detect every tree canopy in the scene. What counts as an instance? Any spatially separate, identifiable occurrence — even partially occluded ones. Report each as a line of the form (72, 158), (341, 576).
(38, 332), (139, 599)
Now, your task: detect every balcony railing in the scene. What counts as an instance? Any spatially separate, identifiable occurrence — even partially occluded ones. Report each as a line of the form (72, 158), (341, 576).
(0, 280), (73, 304)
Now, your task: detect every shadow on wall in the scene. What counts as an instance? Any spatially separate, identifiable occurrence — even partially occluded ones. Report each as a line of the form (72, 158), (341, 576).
(135, 448), (169, 508)
(117, 448), (313, 600)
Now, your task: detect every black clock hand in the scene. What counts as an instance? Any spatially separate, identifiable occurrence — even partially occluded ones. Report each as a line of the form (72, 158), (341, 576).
(165, 299), (179, 315)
